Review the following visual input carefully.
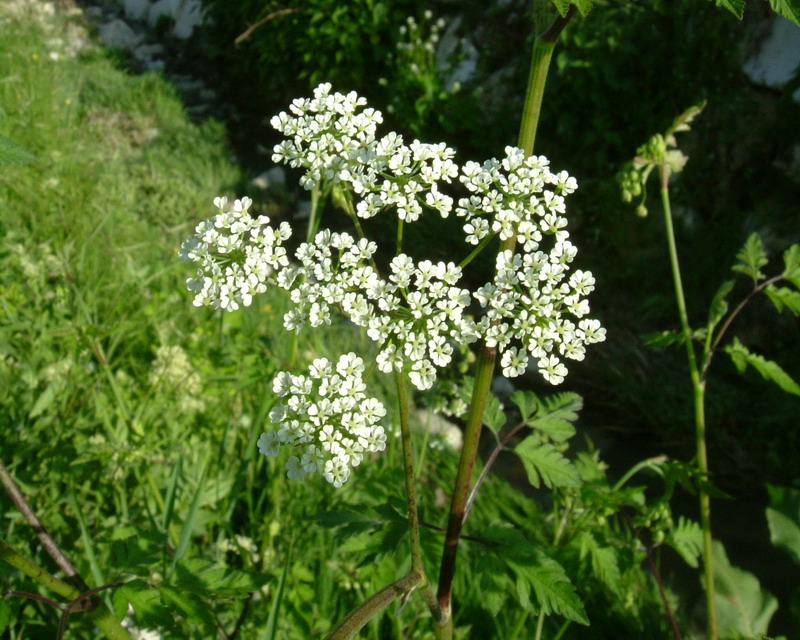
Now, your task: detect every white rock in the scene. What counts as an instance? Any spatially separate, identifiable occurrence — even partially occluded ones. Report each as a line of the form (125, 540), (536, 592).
(98, 19), (143, 51)
(123, 0), (150, 22)
(172, 0), (204, 39)
(743, 14), (800, 101)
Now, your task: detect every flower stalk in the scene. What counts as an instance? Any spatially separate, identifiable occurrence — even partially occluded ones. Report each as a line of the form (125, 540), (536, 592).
(659, 171), (716, 640)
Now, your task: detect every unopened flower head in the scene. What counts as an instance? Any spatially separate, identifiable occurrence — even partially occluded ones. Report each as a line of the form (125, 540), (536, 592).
(179, 196), (291, 311)
(258, 353), (387, 487)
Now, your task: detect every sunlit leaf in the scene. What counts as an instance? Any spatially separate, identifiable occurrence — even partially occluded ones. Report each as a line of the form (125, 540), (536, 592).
(732, 233), (768, 281)
(667, 517), (703, 568)
(712, 0), (745, 19)
(509, 555), (589, 624)
(725, 337), (800, 395)
(765, 285), (800, 316)
(514, 438), (580, 488)
(769, 0), (800, 26)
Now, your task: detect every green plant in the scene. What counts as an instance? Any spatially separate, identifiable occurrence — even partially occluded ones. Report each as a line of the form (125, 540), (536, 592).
(619, 103), (800, 640)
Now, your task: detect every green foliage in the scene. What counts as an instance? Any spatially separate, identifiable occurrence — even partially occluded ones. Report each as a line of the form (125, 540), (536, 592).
(0, 134), (35, 165)
(666, 516), (704, 568)
(732, 233), (769, 282)
(515, 439), (581, 489)
(508, 554), (589, 624)
(725, 337), (800, 396)
(710, 541), (779, 639)
(768, 0), (800, 26)
(711, 0), (746, 19)
(766, 485), (800, 568)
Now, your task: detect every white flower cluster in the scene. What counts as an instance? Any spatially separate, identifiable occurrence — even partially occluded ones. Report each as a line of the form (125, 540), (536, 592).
(450, 146), (606, 383)
(179, 197), (291, 311)
(271, 83), (458, 222)
(258, 354), (387, 487)
(277, 229), (477, 390)
(457, 146), (577, 246)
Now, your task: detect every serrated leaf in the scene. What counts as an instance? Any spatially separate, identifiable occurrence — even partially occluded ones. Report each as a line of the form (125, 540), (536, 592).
(710, 541), (778, 638)
(575, 532), (621, 595)
(173, 558), (270, 598)
(783, 245), (800, 287)
(572, 0), (594, 16)
(708, 279), (735, 332)
(509, 555), (589, 625)
(713, 0), (746, 18)
(766, 485), (800, 568)
(514, 438), (580, 488)
(732, 233), (768, 281)
(119, 580), (173, 628)
(528, 392), (582, 442)
(510, 390), (538, 422)
(769, 0), (800, 26)
(479, 554), (510, 616)
(483, 392), (506, 434)
(765, 285), (800, 316)
(667, 517), (703, 568)
(725, 337), (800, 395)
(0, 134), (36, 165)
(160, 585), (215, 626)
(550, 0), (572, 17)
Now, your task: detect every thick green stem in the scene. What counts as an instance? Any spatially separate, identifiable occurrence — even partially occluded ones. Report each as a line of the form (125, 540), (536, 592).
(436, 345), (497, 619)
(659, 177), (716, 640)
(434, 6), (575, 637)
(324, 571), (423, 640)
(517, 5), (576, 154)
(0, 539), (131, 640)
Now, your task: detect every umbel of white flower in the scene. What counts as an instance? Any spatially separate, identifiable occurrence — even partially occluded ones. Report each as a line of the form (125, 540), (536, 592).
(258, 354), (387, 487)
(181, 85), (606, 398)
(179, 196), (291, 311)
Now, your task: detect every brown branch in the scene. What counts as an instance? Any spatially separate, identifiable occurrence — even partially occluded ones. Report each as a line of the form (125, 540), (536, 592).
(0, 460), (91, 594)
(235, 8), (300, 46)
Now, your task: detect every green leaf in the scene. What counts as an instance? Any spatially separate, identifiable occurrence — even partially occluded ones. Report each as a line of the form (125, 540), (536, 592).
(765, 285), (800, 316)
(572, 0), (595, 17)
(550, 0), (572, 17)
(712, 0), (746, 18)
(514, 438), (580, 489)
(160, 585), (215, 627)
(769, 0), (800, 26)
(528, 392), (582, 442)
(29, 383), (57, 419)
(479, 554), (511, 616)
(173, 558), (270, 598)
(725, 337), (800, 395)
(483, 392), (506, 435)
(783, 245), (800, 287)
(666, 517), (703, 568)
(642, 330), (684, 349)
(710, 541), (778, 638)
(509, 555), (589, 625)
(732, 233), (768, 281)
(118, 580), (173, 628)
(0, 134), (35, 165)
(0, 599), (11, 633)
(576, 532), (621, 595)
(766, 485), (800, 568)
(708, 279), (735, 333)
(510, 390), (538, 422)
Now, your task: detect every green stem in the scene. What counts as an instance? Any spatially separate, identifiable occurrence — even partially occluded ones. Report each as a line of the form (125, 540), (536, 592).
(395, 372), (445, 625)
(517, 5), (576, 153)
(307, 185), (324, 243)
(397, 218), (404, 256)
(434, 6), (576, 636)
(324, 571), (423, 640)
(659, 175), (716, 640)
(436, 345), (497, 618)
(534, 609), (546, 640)
(0, 539), (131, 640)
(611, 455), (669, 492)
(458, 232), (497, 269)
